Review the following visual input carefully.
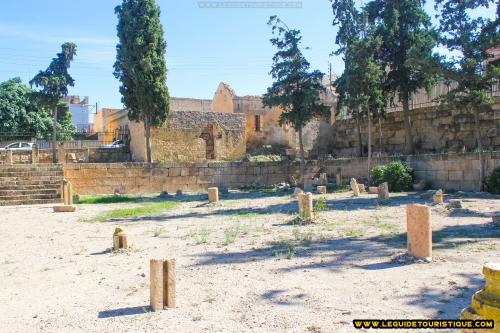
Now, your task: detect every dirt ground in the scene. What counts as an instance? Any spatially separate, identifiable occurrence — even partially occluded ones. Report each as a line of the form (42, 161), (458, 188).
(0, 189), (498, 333)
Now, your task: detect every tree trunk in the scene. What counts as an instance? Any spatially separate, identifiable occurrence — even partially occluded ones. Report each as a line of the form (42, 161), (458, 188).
(144, 118), (152, 163)
(355, 107), (363, 157)
(474, 107), (484, 191)
(52, 106), (57, 164)
(402, 97), (414, 155)
(378, 117), (383, 157)
(367, 109), (372, 184)
(298, 127), (306, 189)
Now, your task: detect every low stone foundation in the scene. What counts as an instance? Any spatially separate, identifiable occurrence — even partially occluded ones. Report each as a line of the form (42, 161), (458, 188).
(63, 152), (500, 195)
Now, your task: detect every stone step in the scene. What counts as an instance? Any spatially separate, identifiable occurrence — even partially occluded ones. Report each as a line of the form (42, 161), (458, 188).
(0, 176), (64, 183)
(0, 184), (61, 191)
(0, 193), (62, 202)
(0, 188), (60, 196)
(0, 198), (62, 206)
(0, 179), (62, 186)
(0, 171), (64, 178)
(0, 165), (63, 172)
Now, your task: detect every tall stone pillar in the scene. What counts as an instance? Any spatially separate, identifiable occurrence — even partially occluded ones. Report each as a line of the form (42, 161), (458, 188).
(350, 178), (360, 197)
(406, 204), (432, 260)
(298, 192), (313, 222)
(150, 259), (176, 311)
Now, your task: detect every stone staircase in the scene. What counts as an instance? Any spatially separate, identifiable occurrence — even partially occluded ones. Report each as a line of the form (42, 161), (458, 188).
(0, 164), (63, 206)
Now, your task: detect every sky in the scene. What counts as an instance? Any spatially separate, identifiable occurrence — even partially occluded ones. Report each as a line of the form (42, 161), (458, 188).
(0, 1), (495, 109)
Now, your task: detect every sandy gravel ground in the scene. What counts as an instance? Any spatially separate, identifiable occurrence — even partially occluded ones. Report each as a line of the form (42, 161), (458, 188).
(0, 190), (498, 333)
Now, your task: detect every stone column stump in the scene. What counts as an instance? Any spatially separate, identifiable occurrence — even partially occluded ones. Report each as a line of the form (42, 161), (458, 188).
(208, 187), (219, 203)
(6, 150), (13, 165)
(406, 204), (432, 261)
(150, 259), (176, 311)
(350, 178), (360, 197)
(460, 262), (500, 332)
(298, 192), (313, 222)
(336, 173), (342, 186)
(319, 173), (328, 186)
(433, 189), (444, 204)
(113, 228), (128, 252)
(368, 186), (379, 194)
(53, 180), (76, 212)
(378, 182), (390, 200)
(317, 186), (327, 194)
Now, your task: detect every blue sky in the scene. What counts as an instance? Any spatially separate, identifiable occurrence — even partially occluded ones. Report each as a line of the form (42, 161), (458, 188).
(0, 1), (495, 109)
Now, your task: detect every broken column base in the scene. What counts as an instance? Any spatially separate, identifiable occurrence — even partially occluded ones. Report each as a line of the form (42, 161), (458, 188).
(317, 186), (327, 194)
(53, 205), (76, 213)
(460, 262), (500, 333)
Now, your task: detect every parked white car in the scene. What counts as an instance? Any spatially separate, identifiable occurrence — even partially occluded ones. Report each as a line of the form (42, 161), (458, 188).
(0, 142), (34, 151)
(103, 140), (125, 149)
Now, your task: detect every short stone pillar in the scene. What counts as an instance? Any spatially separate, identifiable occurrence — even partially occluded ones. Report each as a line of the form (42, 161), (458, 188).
(319, 173), (328, 186)
(335, 169), (342, 186)
(208, 187), (219, 203)
(83, 148), (90, 163)
(150, 259), (176, 311)
(31, 146), (38, 164)
(297, 192), (313, 222)
(406, 204), (432, 261)
(6, 150), (13, 165)
(368, 186), (379, 194)
(350, 178), (360, 197)
(53, 180), (76, 212)
(113, 228), (128, 252)
(460, 262), (500, 332)
(58, 142), (66, 164)
(292, 187), (304, 198)
(378, 182), (389, 200)
(357, 184), (366, 193)
(433, 189), (444, 204)
(317, 186), (327, 194)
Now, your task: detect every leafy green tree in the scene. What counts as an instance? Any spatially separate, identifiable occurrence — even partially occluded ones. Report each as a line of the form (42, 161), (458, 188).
(434, 0), (500, 189)
(262, 16), (330, 186)
(0, 78), (52, 139)
(30, 43), (77, 163)
(114, 0), (170, 163)
(366, 0), (439, 154)
(332, 1), (386, 180)
(331, 0), (364, 157)
(347, 35), (386, 182)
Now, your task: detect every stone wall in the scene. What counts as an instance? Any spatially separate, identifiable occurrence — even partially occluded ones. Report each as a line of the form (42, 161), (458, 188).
(63, 152), (500, 195)
(129, 111), (246, 163)
(331, 100), (500, 157)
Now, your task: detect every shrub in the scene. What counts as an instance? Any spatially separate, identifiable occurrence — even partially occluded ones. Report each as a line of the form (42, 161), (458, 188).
(370, 161), (414, 192)
(485, 167), (500, 194)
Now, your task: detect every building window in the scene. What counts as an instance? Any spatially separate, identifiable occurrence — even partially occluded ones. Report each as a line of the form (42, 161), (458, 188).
(255, 115), (261, 132)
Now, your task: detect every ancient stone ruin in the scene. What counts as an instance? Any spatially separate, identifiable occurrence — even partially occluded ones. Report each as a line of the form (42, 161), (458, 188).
(406, 204), (432, 261)
(150, 259), (176, 311)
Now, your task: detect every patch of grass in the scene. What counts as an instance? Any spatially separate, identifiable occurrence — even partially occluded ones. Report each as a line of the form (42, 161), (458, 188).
(345, 229), (364, 239)
(222, 224), (240, 246)
(90, 201), (178, 222)
(194, 227), (210, 244)
(314, 197), (331, 214)
(77, 195), (140, 204)
(273, 241), (296, 259)
(293, 228), (314, 246)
